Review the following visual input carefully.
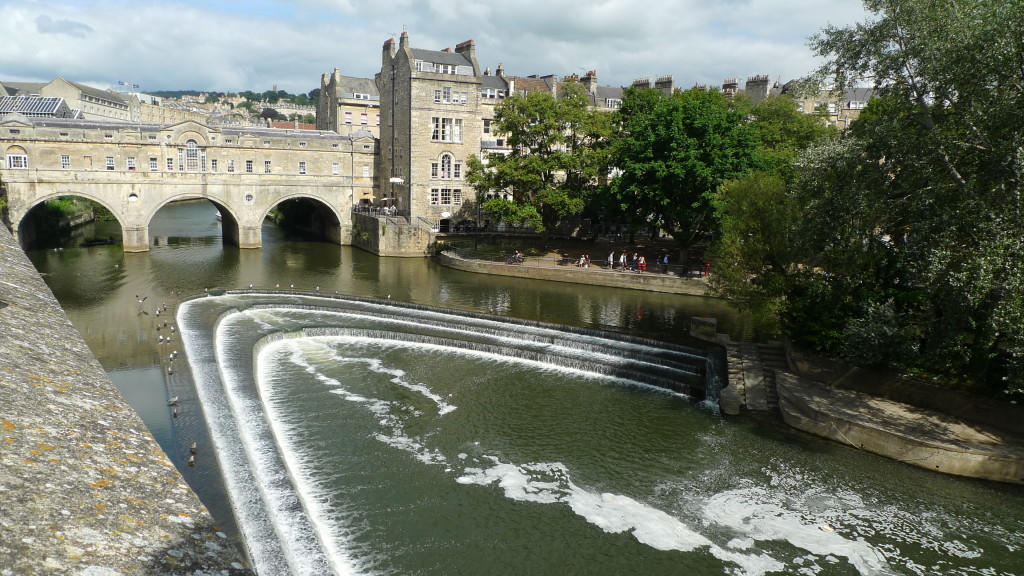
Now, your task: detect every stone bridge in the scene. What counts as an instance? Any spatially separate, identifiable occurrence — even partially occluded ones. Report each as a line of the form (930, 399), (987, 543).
(2, 116), (385, 252)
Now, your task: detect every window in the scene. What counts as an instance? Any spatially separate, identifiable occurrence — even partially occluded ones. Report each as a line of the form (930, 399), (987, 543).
(245, 160), (253, 173)
(61, 155), (70, 169)
(167, 157), (174, 170)
(227, 159), (236, 173)
(482, 88), (505, 99)
(211, 159), (218, 172)
(7, 154), (28, 169)
(263, 140), (271, 146)
(104, 134), (113, 140)
(332, 162), (340, 175)
(431, 117), (462, 143)
(362, 164), (370, 177)
(431, 153), (462, 179)
(605, 98), (622, 109)
(150, 157), (158, 171)
(360, 113), (368, 125)
(106, 156), (115, 170)
(299, 141), (307, 148)
(264, 160), (272, 174)
(127, 157), (136, 171)
(353, 93), (371, 100)
(332, 143), (340, 149)
(344, 112), (352, 124)
(430, 188), (463, 205)
(375, 114), (380, 126)
(298, 161), (306, 175)
(483, 119), (492, 134)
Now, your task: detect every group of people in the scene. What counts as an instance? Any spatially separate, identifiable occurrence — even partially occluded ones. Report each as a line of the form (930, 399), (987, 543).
(608, 251), (662, 273)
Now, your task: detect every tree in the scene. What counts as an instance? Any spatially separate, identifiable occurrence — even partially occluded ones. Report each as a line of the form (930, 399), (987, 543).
(795, 0), (1024, 388)
(465, 82), (611, 233)
(606, 86), (760, 255)
(260, 107), (285, 121)
(204, 93), (222, 104)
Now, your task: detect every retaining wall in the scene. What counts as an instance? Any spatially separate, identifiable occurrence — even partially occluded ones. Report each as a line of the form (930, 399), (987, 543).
(0, 226), (251, 575)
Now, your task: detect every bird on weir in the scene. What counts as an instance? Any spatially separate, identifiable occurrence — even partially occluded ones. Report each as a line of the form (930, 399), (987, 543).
(167, 396), (179, 406)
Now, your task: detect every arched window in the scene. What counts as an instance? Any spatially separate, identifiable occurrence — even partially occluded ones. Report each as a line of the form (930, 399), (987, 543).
(185, 140), (200, 172)
(440, 153), (452, 179)
(430, 153), (462, 180)
(5, 145), (28, 169)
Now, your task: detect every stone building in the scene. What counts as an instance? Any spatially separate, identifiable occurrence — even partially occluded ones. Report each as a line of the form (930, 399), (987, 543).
(376, 32), (485, 228)
(317, 68), (381, 138)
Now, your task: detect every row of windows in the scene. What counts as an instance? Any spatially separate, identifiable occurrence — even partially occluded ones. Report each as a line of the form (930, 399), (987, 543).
(430, 187), (462, 206)
(431, 117), (463, 143)
(10, 153), (368, 177)
(430, 153), (462, 180)
(343, 112), (379, 125)
(434, 86), (468, 105)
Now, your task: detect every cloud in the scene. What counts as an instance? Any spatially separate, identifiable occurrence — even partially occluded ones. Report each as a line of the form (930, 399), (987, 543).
(35, 15), (93, 38)
(2, 0), (873, 94)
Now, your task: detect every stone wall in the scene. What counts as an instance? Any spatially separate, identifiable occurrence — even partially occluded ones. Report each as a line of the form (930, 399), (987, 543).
(351, 211), (433, 257)
(0, 226), (251, 575)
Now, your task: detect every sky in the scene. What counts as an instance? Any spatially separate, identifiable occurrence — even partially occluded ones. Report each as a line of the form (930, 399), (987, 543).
(0, 0), (874, 96)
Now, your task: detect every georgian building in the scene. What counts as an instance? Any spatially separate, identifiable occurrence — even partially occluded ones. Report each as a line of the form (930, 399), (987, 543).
(317, 69), (381, 138)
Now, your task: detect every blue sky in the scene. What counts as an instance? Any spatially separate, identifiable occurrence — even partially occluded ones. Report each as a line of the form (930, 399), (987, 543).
(1, 0), (873, 95)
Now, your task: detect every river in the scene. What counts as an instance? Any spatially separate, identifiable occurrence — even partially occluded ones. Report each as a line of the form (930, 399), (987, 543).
(26, 200), (1024, 575)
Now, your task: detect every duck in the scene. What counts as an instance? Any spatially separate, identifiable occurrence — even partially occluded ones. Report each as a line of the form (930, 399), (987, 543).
(167, 396), (179, 406)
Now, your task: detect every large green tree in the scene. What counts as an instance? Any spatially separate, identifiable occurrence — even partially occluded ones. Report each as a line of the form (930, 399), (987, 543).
(465, 82), (611, 232)
(743, 0), (1024, 389)
(605, 86), (760, 254)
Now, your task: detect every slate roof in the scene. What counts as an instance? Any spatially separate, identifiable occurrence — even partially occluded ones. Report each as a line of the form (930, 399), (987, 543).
(338, 76), (379, 100)
(410, 48), (473, 67)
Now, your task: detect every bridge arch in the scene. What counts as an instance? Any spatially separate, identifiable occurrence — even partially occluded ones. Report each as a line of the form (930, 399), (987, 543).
(263, 193), (345, 245)
(14, 190), (125, 250)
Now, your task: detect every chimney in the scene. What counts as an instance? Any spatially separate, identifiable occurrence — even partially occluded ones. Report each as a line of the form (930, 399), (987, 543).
(744, 74), (771, 104)
(654, 75), (674, 95)
(399, 30), (409, 50)
(632, 77), (651, 89)
(582, 70), (598, 94)
(455, 39), (476, 61)
(496, 63), (505, 78)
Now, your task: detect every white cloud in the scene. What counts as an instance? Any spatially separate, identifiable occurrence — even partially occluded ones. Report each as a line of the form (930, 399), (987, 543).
(0, 0), (872, 94)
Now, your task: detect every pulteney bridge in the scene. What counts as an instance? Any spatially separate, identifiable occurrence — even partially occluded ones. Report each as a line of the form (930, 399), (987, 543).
(0, 116), (405, 252)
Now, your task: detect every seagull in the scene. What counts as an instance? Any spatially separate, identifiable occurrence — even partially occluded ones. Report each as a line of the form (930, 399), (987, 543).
(190, 442), (197, 454)
(172, 407), (178, 418)
(167, 397), (179, 406)
(249, 283), (253, 289)
(158, 335), (164, 342)
(167, 365), (174, 375)
(275, 283), (280, 288)
(188, 454), (196, 467)
(170, 326), (176, 333)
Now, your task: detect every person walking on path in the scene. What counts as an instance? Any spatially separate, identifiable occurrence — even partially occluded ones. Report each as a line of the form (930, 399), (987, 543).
(619, 251), (627, 272)
(637, 255), (647, 273)
(608, 251), (615, 270)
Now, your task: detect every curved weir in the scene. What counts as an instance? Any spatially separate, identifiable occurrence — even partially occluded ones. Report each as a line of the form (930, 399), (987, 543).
(177, 291), (1024, 576)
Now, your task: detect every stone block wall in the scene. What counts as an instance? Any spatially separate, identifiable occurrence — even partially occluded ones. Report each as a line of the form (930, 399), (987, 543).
(0, 226), (251, 575)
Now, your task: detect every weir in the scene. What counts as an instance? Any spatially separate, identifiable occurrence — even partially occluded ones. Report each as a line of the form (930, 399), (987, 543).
(178, 291), (713, 573)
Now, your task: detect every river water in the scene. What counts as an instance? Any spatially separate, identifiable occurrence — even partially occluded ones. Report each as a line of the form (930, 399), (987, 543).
(25, 200), (1024, 576)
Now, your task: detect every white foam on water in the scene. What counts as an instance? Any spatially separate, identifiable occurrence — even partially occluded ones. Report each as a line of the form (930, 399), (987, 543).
(178, 301), (293, 574)
(212, 312), (337, 575)
(256, 341), (363, 576)
(455, 456), (784, 575)
(703, 483), (896, 576)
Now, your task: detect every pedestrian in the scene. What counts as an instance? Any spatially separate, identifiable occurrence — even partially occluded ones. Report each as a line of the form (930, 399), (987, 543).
(619, 251), (627, 271)
(637, 255), (647, 273)
(608, 250), (615, 270)
(661, 253), (669, 274)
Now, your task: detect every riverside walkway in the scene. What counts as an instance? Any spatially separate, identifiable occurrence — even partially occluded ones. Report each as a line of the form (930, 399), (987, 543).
(0, 227), (251, 575)
(438, 249), (710, 296)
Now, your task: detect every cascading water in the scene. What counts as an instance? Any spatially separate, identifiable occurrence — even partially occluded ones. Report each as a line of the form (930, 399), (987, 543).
(177, 291), (1024, 576)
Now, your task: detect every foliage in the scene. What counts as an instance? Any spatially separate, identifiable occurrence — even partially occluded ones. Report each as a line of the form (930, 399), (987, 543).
(465, 82), (611, 233)
(788, 0), (1024, 389)
(605, 86), (760, 250)
(259, 107), (285, 121)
